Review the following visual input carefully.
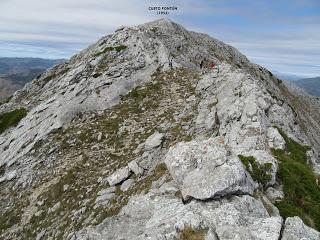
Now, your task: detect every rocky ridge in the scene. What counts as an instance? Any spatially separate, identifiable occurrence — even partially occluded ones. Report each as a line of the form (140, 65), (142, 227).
(0, 19), (320, 239)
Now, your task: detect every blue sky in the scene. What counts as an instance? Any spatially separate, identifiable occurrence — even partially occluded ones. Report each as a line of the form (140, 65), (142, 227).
(0, 0), (319, 78)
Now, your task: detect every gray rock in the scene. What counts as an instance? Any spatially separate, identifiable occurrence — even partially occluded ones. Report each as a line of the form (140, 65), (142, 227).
(204, 195), (283, 240)
(97, 132), (103, 141)
(205, 229), (219, 240)
(0, 169), (18, 183)
(75, 193), (282, 240)
(165, 138), (256, 200)
(63, 184), (70, 192)
(37, 200), (45, 206)
(120, 179), (134, 192)
(0, 176), (6, 183)
(128, 160), (144, 176)
(282, 217), (320, 240)
(95, 187), (116, 205)
(144, 132), (164, 150)
(307, 150), (320, 175)
(267, 127), (286, 150)
(36, 230), (46, 240)
(106, 167), (131, 186)
(48, 202), (61, 214)
(73, 207), (87, 219)
(265, 187), (284, 203)
(6, 170), (17, 180)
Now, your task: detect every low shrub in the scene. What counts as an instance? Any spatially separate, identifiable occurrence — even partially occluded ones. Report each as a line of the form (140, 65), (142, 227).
(238, 155), (272, 189)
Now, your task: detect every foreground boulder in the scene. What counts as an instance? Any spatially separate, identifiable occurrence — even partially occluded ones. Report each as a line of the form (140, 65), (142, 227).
(74, 192), (282, 240)
(282, 217), (320, 240)
(164, 137), (256, 200)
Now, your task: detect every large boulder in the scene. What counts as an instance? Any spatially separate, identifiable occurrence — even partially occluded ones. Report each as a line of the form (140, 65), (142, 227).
(282, 217), (320, 240)
(267, 127), (286, 150)
(144, 132), (164, 151)
(203, 195), (282, 240)
(106, 167), (131, 186)
(127, 160), (144, 176)
(95, 187), (116, 206)
(164, 138), (256, 200)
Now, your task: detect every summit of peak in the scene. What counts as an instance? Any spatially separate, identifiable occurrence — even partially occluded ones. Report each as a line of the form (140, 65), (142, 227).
(139, 18), (184, 30)
(145, 18), (175, 24)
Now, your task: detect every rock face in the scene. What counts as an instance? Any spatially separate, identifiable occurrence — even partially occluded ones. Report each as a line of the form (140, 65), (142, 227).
(165, 138), (256, 200)
(0, 19), (320, 239)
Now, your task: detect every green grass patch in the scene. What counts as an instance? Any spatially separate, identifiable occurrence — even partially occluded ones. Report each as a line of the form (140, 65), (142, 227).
(114, 45), (127, 52)
(0, 108), (27, 134)
(41, 67), (70, 84)
(150, 27), (158, 33)
(179, 227), (208, 240)
(238, 155), (272, 189)
(271, 127), (320, 230)
(95, 45), (127, 57)
(0, 194), (28, 235)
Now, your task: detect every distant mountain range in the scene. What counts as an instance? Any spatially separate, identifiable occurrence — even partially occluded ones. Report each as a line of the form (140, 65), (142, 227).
(273, 71), (320, 96)
(293, 77), (320, 96)
(0, 77), (20, 100)
(273, 71), (304, 81)
(0, 57), (63, 99)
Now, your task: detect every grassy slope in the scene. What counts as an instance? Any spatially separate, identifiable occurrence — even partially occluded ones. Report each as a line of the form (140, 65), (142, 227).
(272, 127), (320, 230)
(0, 108), (27, 134)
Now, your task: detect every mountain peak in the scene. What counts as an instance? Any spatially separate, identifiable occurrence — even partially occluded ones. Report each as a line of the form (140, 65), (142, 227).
(1, 20), (320, 240)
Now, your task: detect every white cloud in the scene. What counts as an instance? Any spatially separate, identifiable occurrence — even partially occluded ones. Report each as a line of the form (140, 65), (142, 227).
(0, 0), (152, 57)
(0, 0), (319, 77)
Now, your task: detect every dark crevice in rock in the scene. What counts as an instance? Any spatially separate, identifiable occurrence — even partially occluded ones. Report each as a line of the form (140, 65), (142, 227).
(185, 191), (252, 205)
(278, 219), (285, 240)
(213, 230), (221, 240)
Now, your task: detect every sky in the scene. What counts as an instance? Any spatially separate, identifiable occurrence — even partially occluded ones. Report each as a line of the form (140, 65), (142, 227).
(0, 0), (319, 78)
